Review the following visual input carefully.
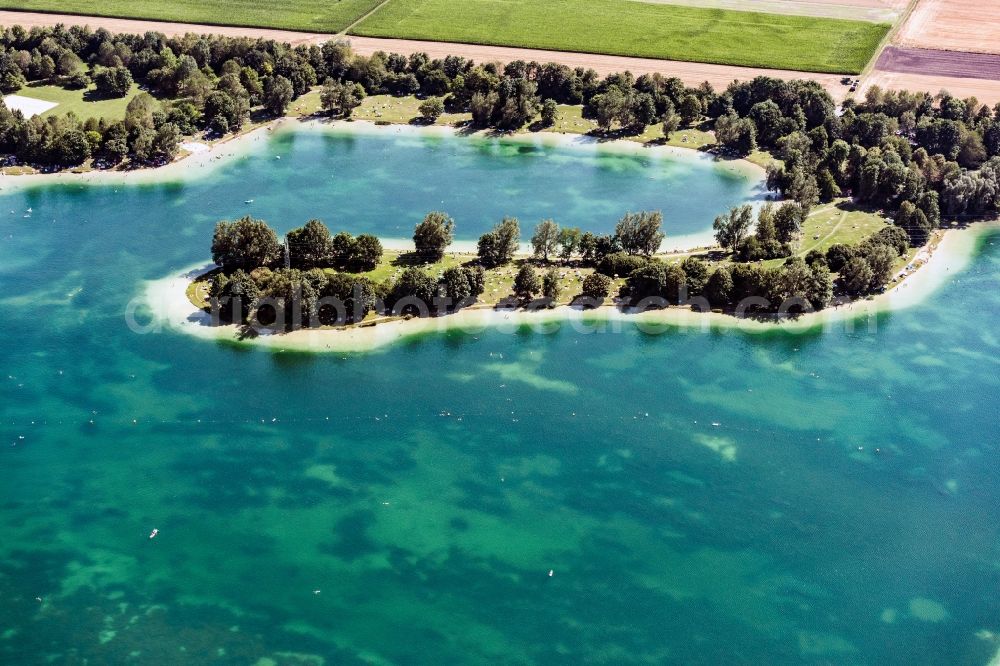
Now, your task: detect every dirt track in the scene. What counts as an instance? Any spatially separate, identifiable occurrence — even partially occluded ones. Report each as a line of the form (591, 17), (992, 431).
(0, 9), (851, 99)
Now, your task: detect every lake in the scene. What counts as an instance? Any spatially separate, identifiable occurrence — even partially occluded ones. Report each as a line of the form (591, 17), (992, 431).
(0, 129), (998, 664)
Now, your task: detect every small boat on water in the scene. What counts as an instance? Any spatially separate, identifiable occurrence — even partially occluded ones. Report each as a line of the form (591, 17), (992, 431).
(149, 528), (159, 539)
(244, 199), (254, 204)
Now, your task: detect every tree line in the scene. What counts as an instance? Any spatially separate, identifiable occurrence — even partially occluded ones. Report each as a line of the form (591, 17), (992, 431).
(0, 23), (716, 167)
(211, 216), (384, 272)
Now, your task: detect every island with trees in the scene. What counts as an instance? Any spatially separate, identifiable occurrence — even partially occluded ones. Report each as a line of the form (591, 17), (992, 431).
(187, 195), (933, 336)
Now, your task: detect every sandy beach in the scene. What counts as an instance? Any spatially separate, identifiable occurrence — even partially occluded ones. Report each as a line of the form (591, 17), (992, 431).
(141, 221), (994, 353)
(0, 116), (763, 192)
(0, 122), (279, 191)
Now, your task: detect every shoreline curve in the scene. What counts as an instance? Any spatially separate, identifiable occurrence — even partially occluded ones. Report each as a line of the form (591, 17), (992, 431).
(0, 117), (766, 253)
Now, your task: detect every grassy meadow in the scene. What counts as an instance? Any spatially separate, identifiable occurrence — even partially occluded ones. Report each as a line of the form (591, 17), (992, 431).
(799, 200), (887, 256)
(1, 0), (888, 73)
(16, 82), (149, 120)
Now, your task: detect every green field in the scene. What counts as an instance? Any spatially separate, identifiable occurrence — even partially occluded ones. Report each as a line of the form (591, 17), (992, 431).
(0, 0), (888, 73)
(0, 0), (384, 33)
(352, 0), (888, 73)
(16, 82), (150, 120)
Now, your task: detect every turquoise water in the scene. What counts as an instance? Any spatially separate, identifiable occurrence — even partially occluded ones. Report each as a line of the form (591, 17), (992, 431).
(0, 125), (759, 246)
(2, 131), (1000, 664)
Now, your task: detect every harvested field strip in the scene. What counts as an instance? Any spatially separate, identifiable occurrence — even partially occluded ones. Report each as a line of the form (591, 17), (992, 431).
(875, 47), (1000, 81)
(861, 70), (1000, 106)
(894, 0), (1000, 55)
(630, 0), (907, 23)
(351, 0), (890, 73)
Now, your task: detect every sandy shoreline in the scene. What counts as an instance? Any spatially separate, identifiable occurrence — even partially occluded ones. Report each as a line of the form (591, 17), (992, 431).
(0, 116), (764, 188)
(140, 222), (993, 353)
(0, 121), (280, 190)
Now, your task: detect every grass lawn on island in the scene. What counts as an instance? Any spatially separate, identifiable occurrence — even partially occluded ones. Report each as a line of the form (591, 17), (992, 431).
(351, 0), (889, 73)
(185, 206), (890, 315)
(15, 82), (151, 120)
(188, 250), (608, 313)
(799, 200), (887, 256)
(751, 200), (887, 269)
(352, 252), (607, 304)
(0, 0), (385, 33)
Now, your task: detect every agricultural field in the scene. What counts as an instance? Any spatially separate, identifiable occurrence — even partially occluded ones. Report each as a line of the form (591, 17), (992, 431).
(862, 0), (1000, 107)
(0, 0), (889, 74)
(0, 0), (384, 33)
(352, 0), (889, 73)
(12, 82), (148, 120)
(861, 69), (1000, 106)
(874, 47), (1000, 81)
(895, 0), (1000, 55)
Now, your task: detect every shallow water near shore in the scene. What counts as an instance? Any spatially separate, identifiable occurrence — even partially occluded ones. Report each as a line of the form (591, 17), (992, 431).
(0, 122), (762, 244)
(2, 129), (1000, 664)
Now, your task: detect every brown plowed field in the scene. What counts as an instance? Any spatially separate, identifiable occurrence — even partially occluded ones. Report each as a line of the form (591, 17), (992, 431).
(875, 47), (1000, 81)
